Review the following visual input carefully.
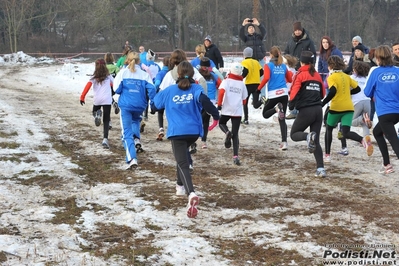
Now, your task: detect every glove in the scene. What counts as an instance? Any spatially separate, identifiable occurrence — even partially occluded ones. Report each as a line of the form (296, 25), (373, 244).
(217, 106), (222, 111)
(254, 89), (261, 94)
(80, 100), (85, 106)
(208, 119), (219, 131)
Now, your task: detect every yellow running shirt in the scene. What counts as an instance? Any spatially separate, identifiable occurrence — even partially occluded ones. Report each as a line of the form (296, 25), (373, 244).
(241, 58), (262, 85)
(327, 71), (358, 112)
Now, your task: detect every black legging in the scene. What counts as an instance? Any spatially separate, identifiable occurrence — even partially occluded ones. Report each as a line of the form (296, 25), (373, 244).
(243, 84), (259, 121)
(171, 137), (198, 195)
(93, 105), (111, 139)
(373, 113), (399, 165)
(219, 115), (241, 157)
(201, 109), (211, 142)
(290, 105), (324, 169)
(263, 95), (288, 142)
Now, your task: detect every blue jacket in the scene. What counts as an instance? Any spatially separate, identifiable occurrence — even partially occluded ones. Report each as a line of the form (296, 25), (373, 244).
(364, 66), (399, 116)
(115, 66), (156, 112)
(154, 66), (169, 91)
(318, 46), (343, 79)
(204, 72), (219, 100)
(153, 83), (219, 138)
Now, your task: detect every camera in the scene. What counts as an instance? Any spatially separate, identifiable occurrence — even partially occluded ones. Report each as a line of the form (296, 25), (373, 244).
(248, 19), (253, 23)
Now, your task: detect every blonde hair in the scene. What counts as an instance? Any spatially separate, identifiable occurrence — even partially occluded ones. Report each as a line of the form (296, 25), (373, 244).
(195, 44), (206, 59)
(283, 54), (298, 69)
(125, 51), (141, 72)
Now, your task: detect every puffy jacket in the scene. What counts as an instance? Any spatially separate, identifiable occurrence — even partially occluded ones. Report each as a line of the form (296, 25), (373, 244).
(239, 24), (267, 61)
(205, 44), (224, 69)
(318, 46), (343, 78)
(284, 28), (317, 70)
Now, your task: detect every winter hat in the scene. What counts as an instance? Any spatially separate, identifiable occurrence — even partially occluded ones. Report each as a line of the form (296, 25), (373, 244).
(146, 49), (155, 61)
(300, 51), (314, 64)
(200, 57), (211, 67)
(204, 35), (212, 42)
(352, 35), (362, 43)
(293, 21), (303, 31)
(243, 47), (253, 58)
(230, 62), (243, 76)
(354, 45), (365, 53)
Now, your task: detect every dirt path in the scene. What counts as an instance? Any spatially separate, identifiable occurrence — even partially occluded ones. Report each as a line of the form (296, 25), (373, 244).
(0, 63), (398, 265)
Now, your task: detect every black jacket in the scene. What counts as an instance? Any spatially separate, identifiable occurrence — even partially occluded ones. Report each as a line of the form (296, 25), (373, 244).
(344, 43), (370, 74)
(205, 44), (224, 69)
(284, 28), (317, 70)
(239, 24), (267, 61)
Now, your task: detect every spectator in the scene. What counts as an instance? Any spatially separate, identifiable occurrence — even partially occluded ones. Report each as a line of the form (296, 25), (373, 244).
(284, 21), (317, 120)
(123, 41), (133, 50)
(239, 17), (267, 64)
(344, 36), (369, 74)
(318, 36), (343, 83)
(204, 35), (224, 69)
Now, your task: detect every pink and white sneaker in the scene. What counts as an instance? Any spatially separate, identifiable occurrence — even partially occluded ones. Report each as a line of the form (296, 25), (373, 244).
(187, 192), (199, 218)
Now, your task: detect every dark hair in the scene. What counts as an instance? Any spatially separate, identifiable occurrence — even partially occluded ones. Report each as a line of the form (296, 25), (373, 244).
(162, 56), (170, 70)
(375, 45), (394, 66)
(177, 61), (195, 90)
(300, 51), (317, 75)
(319, 36), (336, 60)
(352, 60), (370, 77)
(104, 52), (115, 64)
(392, 42), (399, 47)
(270, 46), (283, 65)
(327, 55), (346, 71)
(93, 58), (109, 83)
(169, 49), (187, 69)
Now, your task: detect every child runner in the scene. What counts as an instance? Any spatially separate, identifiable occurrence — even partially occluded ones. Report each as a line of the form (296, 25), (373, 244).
(241, 47), (263, 125)
(152, 61), (219, 218)
(198, 57), (222, 149)
(257, 46), (293, 150)
(80, 58), (114, 149)
(154, 56), (170, 141)
(113, 51), (156, 169)
(338, 60), (372, 156)
(322, 55), (373, 164)
(289, 51), (326, 177)
(216, 62), (248, 165)
(104, 52), (120, 128)
(364, 45), (399, 174)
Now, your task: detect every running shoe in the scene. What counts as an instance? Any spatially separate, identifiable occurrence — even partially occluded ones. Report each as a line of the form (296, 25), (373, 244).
(315, 168), (327, 177)
(362, 135), (373, 156)
(324, 154), (331, 164)
(94, 109), (102, 127)
(126, 158), (138, 170)
(189, 143), (197, 154)
(363, 113), (372, 129)
(201, 142), (207, 149)
(378, 164), (394, 174)
(337, 147), (349, 156)
(112, 101), (120, 115)
(176, 185), (186, 196)
(102, 138), (109, 149)
(187, 192), (199, 218)
(233, 155), (241, 165)
(224, 131), (232, 148)
(134, 138), (144, 153)
(157, 128), (164, 141)
(280, 142), (288, 151)
(307, 131), (316, 153)
(275, 102), (285, 120)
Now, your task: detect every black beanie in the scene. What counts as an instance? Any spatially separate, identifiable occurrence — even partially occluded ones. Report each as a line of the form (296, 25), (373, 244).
(300, 51), (314, 64)
(200, 57), (211, 67)
(354, 45), (365, 53)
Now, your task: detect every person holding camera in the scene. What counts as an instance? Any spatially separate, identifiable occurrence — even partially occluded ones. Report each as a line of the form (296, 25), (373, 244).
(239, 18), (267, 65)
